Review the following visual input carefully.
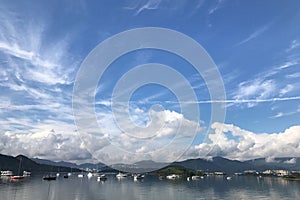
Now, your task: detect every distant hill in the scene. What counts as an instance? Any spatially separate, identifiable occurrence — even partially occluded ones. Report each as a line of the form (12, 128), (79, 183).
(244, 157), (300, 171)
(173, 157), (253, 173)
(1, 153), (299, 174)
(32, 158), (105, 170)
(0, 154), (81, 174)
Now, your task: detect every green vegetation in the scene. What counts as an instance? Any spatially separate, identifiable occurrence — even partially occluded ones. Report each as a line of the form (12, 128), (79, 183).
(156, 165), (204, 177)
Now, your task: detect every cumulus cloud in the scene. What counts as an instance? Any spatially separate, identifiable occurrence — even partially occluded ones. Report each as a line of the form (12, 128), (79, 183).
(284, 158), (296, 164)
(186, 122), (300, 161)
(92, 108), (202, 164)
(0, 123), (92, 162)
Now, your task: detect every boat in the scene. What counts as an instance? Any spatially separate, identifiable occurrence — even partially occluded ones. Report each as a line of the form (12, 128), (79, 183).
(67, 172), (72, 176)
(166, 174), (180, 180)
(63, 174), (69, 178)
(78, 174), (84, 178)
(10, 157), (25, 180)
(10, 175), (24, 180)
(56, 173), (60, 177)
(133, 174), (145, 181)
(192, 175), (200, 180)
(116, 172), (127, 178)
(187, 177), (190, 181)
(23, 171), (31, 176)
(1, 170), (13, 176)
(87, 172), (93, 178)
(43, 175), (57, 181)
(97, 174), (107, 182)
(226, 176), (232, 180)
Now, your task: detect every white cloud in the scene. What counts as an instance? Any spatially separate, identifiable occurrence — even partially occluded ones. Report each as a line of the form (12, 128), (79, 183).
(284, 158), (296, 164)
(233, 79), (276, 107)
(186, 122), (300, 161)
(279, 84), (294, 96)
(286, 72), (300, 79)
(286, 40), (300, 52)
(0, 122), (92, 162)
(265, 156), (278, 163)
(124, 0), (163, 15)
(236, 23), (271, 46)
(208, 0), (226, 15)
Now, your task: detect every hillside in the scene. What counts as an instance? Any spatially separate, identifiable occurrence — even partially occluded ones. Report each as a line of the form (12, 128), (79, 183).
(0, 154), (81, 174)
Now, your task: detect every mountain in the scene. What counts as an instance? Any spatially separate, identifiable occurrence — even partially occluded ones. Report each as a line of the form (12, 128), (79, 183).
(173, 157), (252, 173)
(0, 154), (81, 174)
(32, 158), (105, 170)
(2, 153), (299, 174)
(244, 157), (300, 171)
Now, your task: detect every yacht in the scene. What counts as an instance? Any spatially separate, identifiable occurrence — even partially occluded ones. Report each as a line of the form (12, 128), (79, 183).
(97, 174), (107, 181)
(133, 174), (145, 181)
(1, 170), (13, 176)
(116, 172), (127, 178)
(23, 171), (31, 176)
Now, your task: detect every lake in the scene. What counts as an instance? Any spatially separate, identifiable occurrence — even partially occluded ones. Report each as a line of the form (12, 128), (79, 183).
(1, 174), (300, 200)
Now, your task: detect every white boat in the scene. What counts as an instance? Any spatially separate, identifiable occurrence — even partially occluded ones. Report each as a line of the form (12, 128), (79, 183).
(1, 170), (13, 176)
(78, 174), (84, 178)
(192, 175), (200, 180)
(67, 172), (72, 176)
(116, 172), (127, 178)
(133, 174), (145, 181)
(97, 174), (107, 182)
(87, 172), (93, 178)
(187, 177), (190, 181)
(56, 173), (60, 177)
(166, 174), (180, 180)
(23, 171), (31, 176)
(226, 176), (232, 180)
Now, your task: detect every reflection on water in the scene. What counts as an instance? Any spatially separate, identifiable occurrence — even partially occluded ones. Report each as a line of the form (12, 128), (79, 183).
(1, 175), (300, 200)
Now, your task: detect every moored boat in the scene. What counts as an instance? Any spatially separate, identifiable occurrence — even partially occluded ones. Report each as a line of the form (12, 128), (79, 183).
(23, 171), (31, 176)
(116, 172), (127, 178)
(133, 174), (145, 181)
(0, 170), (13, 176)
(10, 175), (24, 180)
(43, 175), (57, 181)
(97, 174), (107, 182)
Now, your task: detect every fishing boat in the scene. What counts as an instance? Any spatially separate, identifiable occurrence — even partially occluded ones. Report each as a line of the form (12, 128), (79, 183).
(43, 175), (57, 181)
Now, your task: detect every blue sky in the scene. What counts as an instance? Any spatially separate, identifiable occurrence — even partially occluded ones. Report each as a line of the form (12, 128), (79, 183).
(0, 0), (300, 164)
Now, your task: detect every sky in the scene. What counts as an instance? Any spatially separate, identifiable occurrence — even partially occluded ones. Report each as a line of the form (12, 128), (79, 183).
(0, 0), (300, 165)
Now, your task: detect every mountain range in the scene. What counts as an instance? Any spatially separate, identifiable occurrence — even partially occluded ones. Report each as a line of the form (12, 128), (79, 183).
(0, 154), (81, 174)
(1, 153), (299, 174)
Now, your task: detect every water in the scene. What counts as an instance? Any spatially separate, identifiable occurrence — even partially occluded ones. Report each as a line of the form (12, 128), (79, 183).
(1, 174), (300, 200)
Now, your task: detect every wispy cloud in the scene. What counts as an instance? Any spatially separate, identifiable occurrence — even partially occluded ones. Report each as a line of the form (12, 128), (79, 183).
(279, 84), (294, 96)
(286, 40), (300, 52)
(236, 23), (272, 46)
(124, 0), (163, 15)
(208, 0), (226, 15)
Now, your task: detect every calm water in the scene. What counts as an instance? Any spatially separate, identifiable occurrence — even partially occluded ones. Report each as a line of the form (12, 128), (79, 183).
(1, 174), (300, 200)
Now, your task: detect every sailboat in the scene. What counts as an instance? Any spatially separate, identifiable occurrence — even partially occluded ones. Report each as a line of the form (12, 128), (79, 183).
(10, 157), (24, 180)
